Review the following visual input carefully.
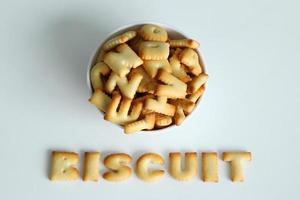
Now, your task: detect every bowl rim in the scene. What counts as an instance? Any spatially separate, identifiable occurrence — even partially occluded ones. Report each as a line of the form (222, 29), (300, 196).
(87, 21), (207, 134)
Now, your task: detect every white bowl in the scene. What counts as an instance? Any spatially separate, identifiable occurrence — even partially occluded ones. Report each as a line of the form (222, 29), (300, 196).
(87, 22), (207, 133)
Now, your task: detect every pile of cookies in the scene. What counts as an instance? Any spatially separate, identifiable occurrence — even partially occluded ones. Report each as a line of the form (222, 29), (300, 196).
(89, 24), (208, 134)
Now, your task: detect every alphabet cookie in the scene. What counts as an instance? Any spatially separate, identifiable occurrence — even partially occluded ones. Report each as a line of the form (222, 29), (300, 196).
(155, 69), (187, 98)
(103, 153), (132, 181)
(104, 92), (142, 125)
(139, 41), (170, 60)
(104, 43), (143, 77)
(179, 48), (202, 76)
(169, 39), (199, 49)
(103, 31), (137, 51)
(136, 153), (165, 182)
(139, 24), (168, 42)
(143, 59), (172, 78)
(49, 151), (80, 181)
(169, 152), (197, 181)
(222, 152), (252, 182)
(105, 72), (143, 99)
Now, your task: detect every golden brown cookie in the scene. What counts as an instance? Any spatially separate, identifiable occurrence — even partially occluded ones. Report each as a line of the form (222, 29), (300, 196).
(83, 152), (100, 181)
(104, 43), (143, 77)
(49, 151), (80, 181)
(90, 62), (111, 91)
(202, 152), (218, 182)
(105, 72), (143, 99)
(222, 152), (252, 182)
(169, 152), (197, 181)
(136, 153), (165, 182)
(179, 48), (202, 75)
(143, 60), (172, 78)
(102, 31), (137, 51)
(124, 113), (156, 134)
(104, 92), (142, 125)
(144, 96), (176, 116)
(139, 24), (168, 42)
(139, 41), (170, 60)
(89, 89), (111, 113)
(169, 39), (199, 49)
(103, 153), (132, 181)
(155, 69), (187, 98)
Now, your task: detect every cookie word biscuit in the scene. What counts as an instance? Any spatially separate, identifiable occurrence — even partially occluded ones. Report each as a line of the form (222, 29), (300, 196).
(104, 92), (142, 125)
(202, 152), (218, 182)
(50, 151), (252, 182)
(49, 151), (80, 181)
(222, 152), (252, 182)
(169, 152), (197, 181)
(103, 31), (137, 51)
(139, 24), (168, 42)
(89, 24), (207, 133)
(136, 153), (165, 182)
(103, 153), (132, 181)
(104, 43), (143, 77)
(139, 41), (170, 60)
(83, 152), (100, 181)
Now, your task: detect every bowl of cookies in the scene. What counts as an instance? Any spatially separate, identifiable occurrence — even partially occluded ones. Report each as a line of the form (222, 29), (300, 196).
(88, 23), (208, 134)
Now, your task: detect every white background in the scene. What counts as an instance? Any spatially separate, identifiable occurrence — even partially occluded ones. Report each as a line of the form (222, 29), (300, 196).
(0, 0), (299, 199)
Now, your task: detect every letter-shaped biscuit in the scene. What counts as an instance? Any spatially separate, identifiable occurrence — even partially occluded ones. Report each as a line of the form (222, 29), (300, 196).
(187, 87), (205, 103)
(129, 35), (144, 53)
(103, 153), (132, 181)
(169, 152), (197, 181)
(145, 96), (175, 116)
(102, 31), (137, 51)
(49, 151), (80, 181)
(90, 62), (111, 90)
(124, 113), (156, 134)
(222, 152), (252, 182)
(106, 72), (143, 99)
(129, 66), (157, 94)
(136, 153), (165, 182)
(169, 49), (191, 82)
(179, 48), (202, 75)
(155, 114), (172, 128)
(143, 60), (172, 78)
(174, 105), (185, 125)
(155, 69), (187, 98)
(89, 89), (111, 113)
(139, 41), (170, 60)
(169, 39), (200, 49)
(202, 152), (218, 182)
(104, 43), (143, 77)
(104, 92), (142, 125)
(188, 73), (208, 93)
(83, 152), (100, 181)
(139, 24), (168, 42)
(169, 98), (195, 114)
